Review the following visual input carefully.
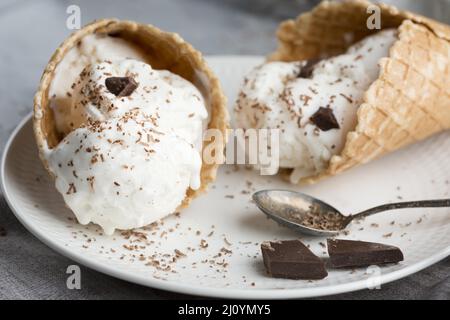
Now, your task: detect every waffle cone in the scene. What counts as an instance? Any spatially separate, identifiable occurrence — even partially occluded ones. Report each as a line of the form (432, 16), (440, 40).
(33, 19), (228, 209)
(270, 0), (450, 184)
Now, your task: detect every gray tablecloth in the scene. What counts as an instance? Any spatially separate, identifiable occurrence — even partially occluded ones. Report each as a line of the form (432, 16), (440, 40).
(0, 0), (449, 300)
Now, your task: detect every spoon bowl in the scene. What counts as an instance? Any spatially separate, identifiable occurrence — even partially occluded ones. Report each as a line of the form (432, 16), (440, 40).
(252, 190), (348, 236)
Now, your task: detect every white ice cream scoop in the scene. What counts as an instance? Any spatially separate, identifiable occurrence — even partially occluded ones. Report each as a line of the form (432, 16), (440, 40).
(44, 43), (208, 235)
(47, 110), (202, 235)
(234, 29), (398, 183)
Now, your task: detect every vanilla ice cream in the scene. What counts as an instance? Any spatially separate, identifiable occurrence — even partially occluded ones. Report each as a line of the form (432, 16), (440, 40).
(44, 34), (208, 234)
(235, 29), (397, 183)
(47, 110), (202, 235)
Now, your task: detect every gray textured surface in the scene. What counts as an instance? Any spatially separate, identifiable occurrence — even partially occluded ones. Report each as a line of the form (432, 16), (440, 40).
(0, 0), (449, 300)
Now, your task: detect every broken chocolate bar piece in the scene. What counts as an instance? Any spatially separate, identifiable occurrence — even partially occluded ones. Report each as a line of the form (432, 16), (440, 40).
(310, 107), (340, 131)
(105, 76), (138, 97)
(261, 240), (328, 280)
(327, 239), (404, 268)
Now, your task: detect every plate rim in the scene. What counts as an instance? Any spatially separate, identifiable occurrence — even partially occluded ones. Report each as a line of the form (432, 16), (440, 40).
(1, 55), (450, 299)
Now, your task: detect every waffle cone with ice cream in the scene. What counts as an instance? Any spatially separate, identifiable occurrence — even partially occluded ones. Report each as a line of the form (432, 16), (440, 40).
(33, 19), (228, 233)
(268, 0), (450, 184)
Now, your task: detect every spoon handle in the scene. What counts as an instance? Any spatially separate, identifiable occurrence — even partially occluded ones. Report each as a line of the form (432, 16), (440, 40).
(351, 199), (450, 221)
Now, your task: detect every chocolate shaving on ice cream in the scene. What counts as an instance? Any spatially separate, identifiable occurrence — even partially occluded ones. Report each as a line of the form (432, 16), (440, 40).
(310, 107), (340, 131)
(105, 76), (138, 97)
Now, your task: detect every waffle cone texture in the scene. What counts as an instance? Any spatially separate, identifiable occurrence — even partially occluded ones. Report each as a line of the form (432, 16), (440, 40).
(33, 19), (229, 208)
(270, 0), (450, 184)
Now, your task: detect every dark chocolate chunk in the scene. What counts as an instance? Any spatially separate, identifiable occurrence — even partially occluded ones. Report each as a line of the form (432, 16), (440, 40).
(107, 32), (121, 38)
(261, 240), (328, 280)
(310, 107), (340, 131)
(105, 77), (138, 97)
(0, 226), (6, 237)
(327, 239), (404, 268)
(298, 58), (320, 78)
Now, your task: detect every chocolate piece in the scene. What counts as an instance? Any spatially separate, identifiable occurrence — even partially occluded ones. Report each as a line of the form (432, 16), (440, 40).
(310, 107), (340, 131)
(298, 59), (320, 78)
(261, 240), (328, 280)
(105, 77), (138, 97)
(327, 239), (404, 268)
(107, 32), (121, 38)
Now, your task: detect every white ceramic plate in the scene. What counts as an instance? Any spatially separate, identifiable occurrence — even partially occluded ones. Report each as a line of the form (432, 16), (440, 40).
(2, 56), (450, 299)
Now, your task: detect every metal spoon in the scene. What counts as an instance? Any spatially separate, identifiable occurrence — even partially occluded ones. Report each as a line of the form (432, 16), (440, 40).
(252, 189), (450, 237)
